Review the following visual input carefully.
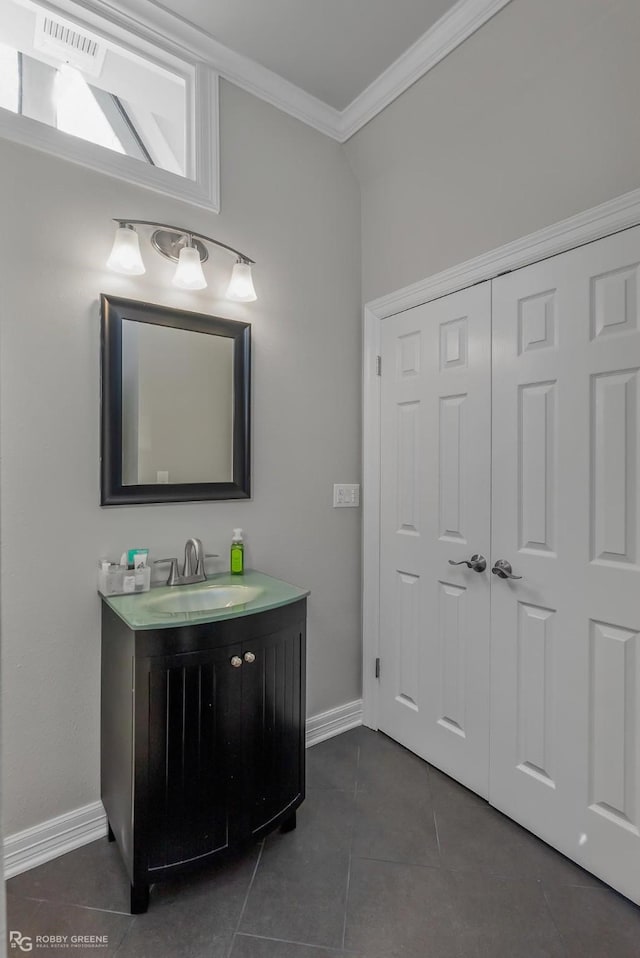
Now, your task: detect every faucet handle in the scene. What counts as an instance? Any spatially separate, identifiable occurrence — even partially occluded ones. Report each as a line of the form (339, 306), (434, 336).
(153, 557), (180, 586)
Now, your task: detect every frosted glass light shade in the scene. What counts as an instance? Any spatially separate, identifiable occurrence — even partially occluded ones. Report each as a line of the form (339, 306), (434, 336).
(226, 260), (257, 302)
(106, 225), (145, 275)
(173, 246), (207, 289)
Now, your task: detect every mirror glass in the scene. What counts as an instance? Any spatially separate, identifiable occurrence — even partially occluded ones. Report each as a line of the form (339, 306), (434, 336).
(121, 320), (234, 486)
(101, 295), (251, 506)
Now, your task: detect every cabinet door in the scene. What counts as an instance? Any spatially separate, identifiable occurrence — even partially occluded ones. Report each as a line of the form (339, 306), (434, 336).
(241, 624), (305, 836)
(142, 644), (242, 871)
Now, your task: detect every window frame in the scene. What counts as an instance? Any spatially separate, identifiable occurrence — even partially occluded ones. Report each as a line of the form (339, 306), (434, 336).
(0, 0), (220, 212)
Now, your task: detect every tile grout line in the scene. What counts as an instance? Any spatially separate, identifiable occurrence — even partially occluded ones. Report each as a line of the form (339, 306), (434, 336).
(11, 894), (134, 919)
(340, 742), (360, 950)
(226, 842), (265, 958)
(433, 808), (442, 859)
(540, 883), (571, 957)
(341, 848), (353, 951)
(236, 930), (355, 952)
(350, 853), (444, 871)
(105, 911), (134, 958)
(106, 904), (136, 958)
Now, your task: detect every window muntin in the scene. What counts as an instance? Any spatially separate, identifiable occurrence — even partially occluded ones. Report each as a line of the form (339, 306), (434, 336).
(55, 62), (127, 154)
(0, 41), (19, 112)
(0, 0), (195, 181)
(0, 0), (219, 212)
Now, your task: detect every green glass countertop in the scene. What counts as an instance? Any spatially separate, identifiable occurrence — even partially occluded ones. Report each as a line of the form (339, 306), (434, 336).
(101, 569), (309, 631)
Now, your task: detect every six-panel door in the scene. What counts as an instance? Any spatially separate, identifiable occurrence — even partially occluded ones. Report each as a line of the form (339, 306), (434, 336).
(377, 223), (640, 903)
(379, 282), (492, 797)
(490, 225), (640, 904)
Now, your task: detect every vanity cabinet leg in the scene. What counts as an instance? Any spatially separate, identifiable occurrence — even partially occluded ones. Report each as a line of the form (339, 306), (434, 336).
(130, 882), (150, 915)
(280, 811), (297, 833)
(107, 823), (116, 843)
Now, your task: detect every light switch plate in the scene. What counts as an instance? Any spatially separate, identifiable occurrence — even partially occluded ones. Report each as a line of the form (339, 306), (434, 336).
(333, 483), (360, 507)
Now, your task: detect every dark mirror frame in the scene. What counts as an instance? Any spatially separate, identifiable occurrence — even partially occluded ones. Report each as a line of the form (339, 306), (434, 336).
(100, 294), (251, 506)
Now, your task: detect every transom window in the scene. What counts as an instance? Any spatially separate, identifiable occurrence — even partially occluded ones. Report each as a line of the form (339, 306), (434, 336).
(0, 0), (219, 211)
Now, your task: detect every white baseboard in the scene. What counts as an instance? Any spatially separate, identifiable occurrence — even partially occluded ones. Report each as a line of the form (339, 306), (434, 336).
(3, 801), (107, 880)
(305, 698), (363, 748)
(4, 700), (363, 878)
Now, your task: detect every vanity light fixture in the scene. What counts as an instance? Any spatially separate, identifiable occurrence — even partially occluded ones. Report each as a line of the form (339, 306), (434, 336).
(107, 220), (257, 301)
(227, 259), (258, 302)
(106, 223), (146, 275)
(173, 243), (207, 290)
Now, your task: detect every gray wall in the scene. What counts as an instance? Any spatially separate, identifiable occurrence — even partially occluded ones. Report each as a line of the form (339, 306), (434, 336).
(0, 80), (361, 836)
(345, 0), (640, 302)
(7, 0), (639, 846)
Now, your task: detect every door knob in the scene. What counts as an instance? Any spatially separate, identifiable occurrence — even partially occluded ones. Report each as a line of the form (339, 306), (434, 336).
(230, 655), (243, 668)
(491, 559), (522, 580)
(244, 652), (256, 664)
(448, 554), (487, 573)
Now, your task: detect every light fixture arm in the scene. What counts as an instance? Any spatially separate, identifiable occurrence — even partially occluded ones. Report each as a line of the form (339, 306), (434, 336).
(113, 219), (255, 265)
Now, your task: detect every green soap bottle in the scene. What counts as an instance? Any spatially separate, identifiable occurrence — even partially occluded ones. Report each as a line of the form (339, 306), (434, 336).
(230, 528), (244, 575)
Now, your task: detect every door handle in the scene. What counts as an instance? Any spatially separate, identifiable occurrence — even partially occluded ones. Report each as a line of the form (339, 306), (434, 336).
(448, 554), (487, 573)
(491, 559), (522, 580)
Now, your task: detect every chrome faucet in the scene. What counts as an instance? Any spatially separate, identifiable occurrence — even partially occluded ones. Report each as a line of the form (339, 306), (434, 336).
(184, 537), (204, 579)
(154, 538), (218, 586)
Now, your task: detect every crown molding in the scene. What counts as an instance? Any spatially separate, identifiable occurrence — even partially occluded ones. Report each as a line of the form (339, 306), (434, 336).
(62, 0), (343, 139)
(51, 0), (513, 143)
(338, 0), (514, 140)
(366, 186), (640, 319)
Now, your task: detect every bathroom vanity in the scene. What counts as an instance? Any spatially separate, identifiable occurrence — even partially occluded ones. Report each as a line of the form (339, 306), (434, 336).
(100, 570), (308, 914)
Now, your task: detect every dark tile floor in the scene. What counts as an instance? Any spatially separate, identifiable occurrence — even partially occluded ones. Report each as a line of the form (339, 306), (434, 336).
(7, 726), (640, 957)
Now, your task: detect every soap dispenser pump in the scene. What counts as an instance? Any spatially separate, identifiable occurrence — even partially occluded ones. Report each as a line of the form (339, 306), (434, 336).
(230, 528), (244, 575)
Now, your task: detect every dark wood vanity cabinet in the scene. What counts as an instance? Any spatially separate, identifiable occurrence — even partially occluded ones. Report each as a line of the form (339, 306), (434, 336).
(101, 599), (306, 914)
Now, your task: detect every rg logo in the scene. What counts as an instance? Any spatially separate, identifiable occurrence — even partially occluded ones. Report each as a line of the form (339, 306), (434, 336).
(9, 931), (33, 952)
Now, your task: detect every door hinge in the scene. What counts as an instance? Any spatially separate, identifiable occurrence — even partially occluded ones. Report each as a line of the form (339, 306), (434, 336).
(375, 657), (380, 679)
(376, 355), (381, 376)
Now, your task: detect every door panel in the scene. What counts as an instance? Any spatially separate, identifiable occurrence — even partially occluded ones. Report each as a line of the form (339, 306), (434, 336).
(379, 283), (492, 797)
(591, 369), (638, 565)
(241, 627), (305, 836)
(145, 646), (242, 871)
(491, 225), (640, 904)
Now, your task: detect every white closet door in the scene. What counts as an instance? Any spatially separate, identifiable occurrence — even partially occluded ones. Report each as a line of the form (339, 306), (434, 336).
(379, 283), (491, 797)
(491, 225), (640, 903)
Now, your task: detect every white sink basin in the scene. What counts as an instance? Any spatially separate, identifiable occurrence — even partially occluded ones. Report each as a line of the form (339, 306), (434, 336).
(145, 584), (264, 615)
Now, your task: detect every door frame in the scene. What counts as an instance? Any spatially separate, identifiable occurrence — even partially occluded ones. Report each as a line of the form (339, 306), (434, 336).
(362, 186), (640, 730)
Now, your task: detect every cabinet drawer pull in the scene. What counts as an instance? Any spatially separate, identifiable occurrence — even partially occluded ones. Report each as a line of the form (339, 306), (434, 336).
(244, 652), (256, 664)
(230, 656), (243, 668)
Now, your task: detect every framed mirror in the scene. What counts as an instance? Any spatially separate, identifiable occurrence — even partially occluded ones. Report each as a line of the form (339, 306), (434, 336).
(100, 295), (250, 505)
